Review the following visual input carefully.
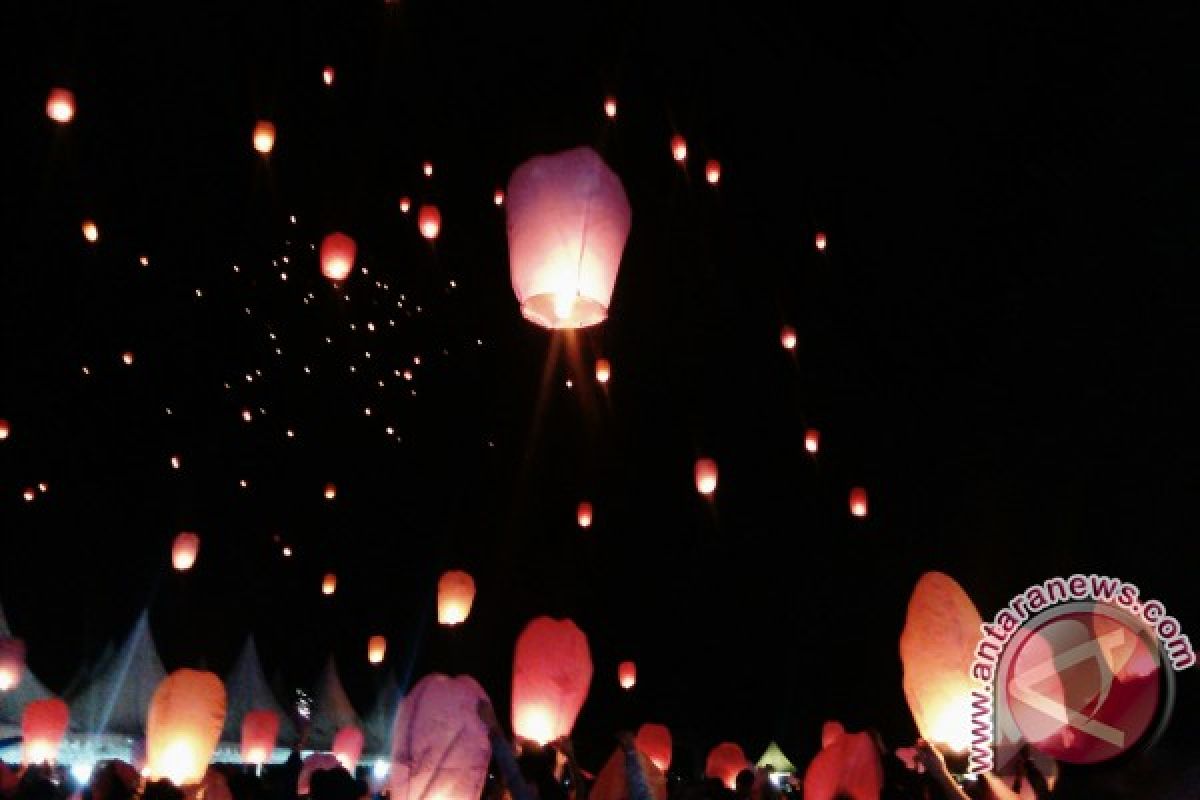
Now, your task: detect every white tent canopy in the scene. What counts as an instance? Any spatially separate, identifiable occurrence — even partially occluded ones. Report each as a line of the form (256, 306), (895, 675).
(222, 636), (297, 745)
(363, 671), (401, 757)
(306, 656), (361, 750)
(69, 611), (166, 736)
(0, 599), (57, 733)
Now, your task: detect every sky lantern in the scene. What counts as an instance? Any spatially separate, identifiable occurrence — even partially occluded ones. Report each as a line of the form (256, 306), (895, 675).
(780, 325), (797, 351)
(603, 96), (617, 119)
(21, 698), (69, 764)
(241, 709), (279, 766)
(46, 88), (75, 123)
(617, 661), (636, 690)
(595, 358), (611, 384)
(0, 638), (25, 691)
(592, 747), (667, 800)
(253, 120), (276, 155)
(423, 161), (434, 177)
(399, 196), (412, 214)
(389, 674), (492, 800)
(804, 428), (820, 455)
(418, 204), (442, 239)
(323, 482), (337, 500)
(494, 188), (505, 206)
(437, 570), (476, 626)
(849, 487), (868, 518)
(694, 457), (718, 496)
(507, 147), (631, 329)
(320, 233), (356, 283)
(815, 231), (828, 252)
(333, 726), (365, 770)
(82, 219), (99, 243)
(802, 725), (883, 800)
(576, 501), (593, 529)
(670, 135), (687, 163)
(0, 419), (9, 440)
(322, 66), (335, 86)
(322, 573), (337, 596)
(172, 532), (200, 572)
(122, 351), (135, 366)
(511, 616), (593, 745)
(146, 669), (227, 787)
(705, 160), (721, 185)
(900, 572), (984, 755)
(705, 743), (750, 790)
(368, 635), (387, 665)
(635, 723), (672, 773)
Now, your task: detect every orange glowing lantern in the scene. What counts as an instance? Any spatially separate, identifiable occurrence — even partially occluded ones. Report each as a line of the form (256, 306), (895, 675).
(333, 726), (365, 770)
(507, 147), (631, 330)
(322, 573), (337, 596)
(437, 570), (476, 626)
(604, 96), (617, 119)
(146, 669), (227, 787)
(670, 135), (687, 163)
(705, 160), (721, 185)
(780, 325), (797, 351)
(511, 616), (593, 745)
(899, 572), (983, 754)
(849, 487), (868, 518)
(705, 743), (749, 790)
(595, 358), (611, 384)
(617, 661), (636, 690)
(172, 532), (200, 572)
(322, 66), (335, 86)
(418, 205), (441, 240)
(399, 196), (412, 214)
(804, 429), (820, 455)
(21, 698), (69, 764)
(82, 220), (99, 243)
(0, 419), (9, 440)
(389, 674), (492, 800)
(0, 638), (24, 691)
(240, 709), (279, 766)
(635, 723), (672, 773)
(592, 747), (667, 800)
(576, 501), (594, 529)
(320, 233), (356, 283)
(494, 188), (505, 207)
(46, 88), (75, 123)
(323, 482), (337, 500)
(815, 231), (827, 252)
(253, 121), (276, 155)
(694, 458), (718, 496)
(368, 635), (387, 665)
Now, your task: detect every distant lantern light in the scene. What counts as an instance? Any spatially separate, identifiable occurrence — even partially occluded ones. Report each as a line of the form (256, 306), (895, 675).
(241, 409), (252, 422)
(172, 532), (200, 572)
(22, 488), (35, 503)
(0, 638), (26, 691)
(170, 454), (181, 469)
(122, 351), (134, 366)
(694, 458), (718, 496)
(595, 358), (611, 384)
(780, 325), (797, 351)
(804, 429), (820, 455)
(146, 669), (226, 787)
(604, 96), (618, 119)
(139, 255), (150, 267)
(320, 232), (356, 283)
(705, 159), (721, 185)
(322, 66), (335, 86)
(507, 147), (631, 329)
(82, 220), (99, 243)
(22, 698), (69, 765)
(322, 573), (337, 596)
(422, 161), (434, 178)
(323, 482), (337, 500)
(367, 635), (387, 664)
(282, 546), (292, 557)
(849, 487), (868, 518)
(437, 570), (476, 626)
(46, 88), (75, 123)
(241, 710), (279, 767)
(494, 188), (505, 206)
(617, 661), (637, 690)
(815, 231), (828, 252)
(253, 120), (276, 155)
(577, 501), (593, 529)
(37, 482), (48, 494)
(418, 205), (441, 239)
(399, 196), (412, 214)
(0, 419), (9, 440)
(670, 135), (687, 163)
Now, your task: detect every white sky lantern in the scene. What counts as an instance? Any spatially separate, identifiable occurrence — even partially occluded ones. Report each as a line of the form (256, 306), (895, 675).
(506, 147), (631, 330)
(46, 88), (76, 123)
(253, 120), (276, 155)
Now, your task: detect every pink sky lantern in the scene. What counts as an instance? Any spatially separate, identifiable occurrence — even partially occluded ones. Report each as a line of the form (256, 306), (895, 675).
(172, 532), (200, 572)
(146, 669), (227, 787)
(694, 458), (718, 496)
(617, 661), (636, 690)
(849, 487), (868, 518)
(46, 88), (75, 123)
(399, 196), (412, 214)
(322, 573), (337, 596)
(670, 135), (687, 163)
(494, 188), (505, 207)
(511, 616), (593, 745)
(704, 743), (749, 790)
(389, 673), (492, 800)
(422, 161), (434, 178)
(780, 325), (797, 351)
(253, 120), (275, 155)
(815, 231), (828, 252)
(437, 570), (476, 626)
(0, 638), (24, 692)
(604, 96), (617, 119)
(576, 500), (593, 529)
(333, 726), (365, 770)
(418, 205), (442, 240)
(592, 747), (667, 800)
(506, 147), (631, 330)
(241, 709), (279, 766)
(705, 160), (721, 185)
(0, 419), (10, 440)
(804, 428), (820, 455)
(595, 358), (611, 384)
(322, 66), (335, 86)
(635, 723), (672, 773)
(22, 698), (69, 765)
(368, 635), (387, 664)
(802, 724), (883, 800)
(320, 233), (356, 283)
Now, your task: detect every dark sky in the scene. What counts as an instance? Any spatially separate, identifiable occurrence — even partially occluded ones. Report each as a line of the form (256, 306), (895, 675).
(1, 0), (1198, 787)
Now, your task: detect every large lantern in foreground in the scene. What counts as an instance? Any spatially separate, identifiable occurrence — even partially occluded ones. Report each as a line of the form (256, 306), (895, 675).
(636, 723), (672, 773)
(368, 636), (387, 665)
(320, 233), (356, 283)
(22, 698), (69, 764)
(146, 669), (227, 787)
(241, 710), (279, 766)
(705, 743), (749, 790)
(694, 458), (718, 496)
(46, 88), (76, 123)
(511, 617), (593, 745)
(899, 572), (982, 753)
(506, 147), (631, 330)
(617, 661), (636, 690)
(172, 532), (200, 572)
(437, 570), (476, 626)
(0, 638), (24, 691)
(333, 726), (365, 770)
(389, 674), (492, 800)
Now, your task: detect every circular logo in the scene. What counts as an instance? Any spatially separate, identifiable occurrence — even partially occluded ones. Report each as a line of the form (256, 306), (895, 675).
(1004, 605), (1163, 764)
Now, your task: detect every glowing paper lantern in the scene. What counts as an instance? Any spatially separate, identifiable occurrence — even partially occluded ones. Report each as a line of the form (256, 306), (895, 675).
(506, 147), (631, 329)
(422, 161), (434, 178)
(511, 616), (593, 745)
(389, 673), (492, 800)
(802, 726), (882, 800)
(635, 723), (672, 772)
(494, 188), (505, 207)
(322, 66), (335, 86)
(705, 743), (749, 790)
(694, 458), (718, 496)
(705, 160), (721, 185)
(146, 669), (227, 787)
(617, 661), (636, 690)
(333, 726), (365, 770)
(670, 135), (687, 163)
(46, 88), (75, 123)
(418, 205), (441, 240)
(252, 121), (276, 155)
(780, 325), (797, 351)
(899, 572), (983, 754)
(437, 570), (476, 626)
(0, 419), (9, 440)
(320, 233), (356, 283)
(122, 351), (134, 366)
(849, 487), (868, 518)
(322, 573), (337, 596)
(21, 698), (69, 764)
(0, 638), (24, 691)
(399, 197), (412, 214)
(82, 220), (99, 243)
(368, 635), (387, 665)
(576, 501), (594, 529)
(804, 429), (820, 455)
(172, 532), (200, 572)
(815, 231), (827, 252)
(594, 358), (612, 384)
(604, 96), (617, 119)
(240, 709), (279, 766)
(324, 482), (337, 500)
(592, 748), (667, 800)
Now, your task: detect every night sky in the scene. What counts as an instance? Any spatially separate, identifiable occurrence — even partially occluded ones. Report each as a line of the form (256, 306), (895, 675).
(2, 0), (1198, 788)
